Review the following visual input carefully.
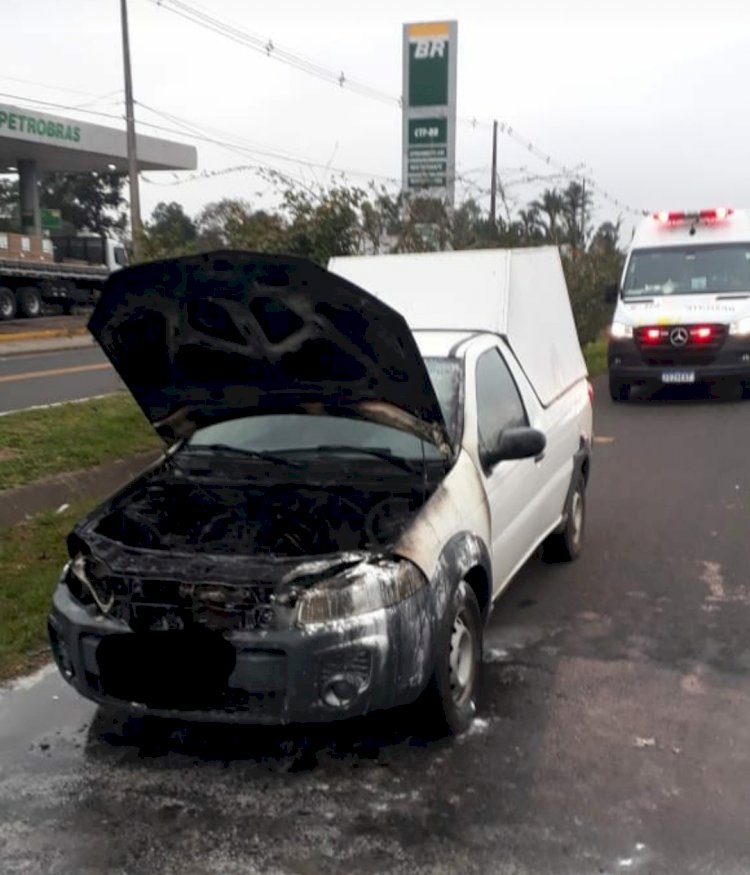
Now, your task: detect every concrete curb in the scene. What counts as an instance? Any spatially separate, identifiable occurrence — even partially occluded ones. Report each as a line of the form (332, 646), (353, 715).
(0, 327), (89, 344)
(0, 451), (162, 530)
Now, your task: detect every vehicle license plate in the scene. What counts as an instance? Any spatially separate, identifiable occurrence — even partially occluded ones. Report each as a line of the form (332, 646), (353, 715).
(661, 370), (695, 384)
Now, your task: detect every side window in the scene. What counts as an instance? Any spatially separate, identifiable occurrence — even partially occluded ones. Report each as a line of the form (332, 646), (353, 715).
(475, 348), (528, 462)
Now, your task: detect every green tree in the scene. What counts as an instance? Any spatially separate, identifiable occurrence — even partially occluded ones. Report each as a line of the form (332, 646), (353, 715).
(280, 181), (367, 264)
(197, 198), (286, 252)
(40, 172), (127, 237)
(563, 219), (624, 344)
(560, 180), (593, 250)
(141, 201), (198, 260)
(530, 188), (566, 244)
(0, 176), (19, 232)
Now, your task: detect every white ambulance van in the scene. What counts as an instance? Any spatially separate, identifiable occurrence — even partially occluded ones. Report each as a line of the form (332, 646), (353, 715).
(607, 208), (750, 401)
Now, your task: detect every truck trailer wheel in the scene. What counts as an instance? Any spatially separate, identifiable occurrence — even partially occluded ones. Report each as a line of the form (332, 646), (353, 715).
(16, 287), (42, 319)
(609, 376), (631, 402)
(0, 287), (16, 320)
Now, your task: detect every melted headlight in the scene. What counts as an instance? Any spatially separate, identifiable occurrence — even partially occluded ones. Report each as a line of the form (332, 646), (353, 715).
(67, 554), (115, 614)
(296, 559), (426, 625)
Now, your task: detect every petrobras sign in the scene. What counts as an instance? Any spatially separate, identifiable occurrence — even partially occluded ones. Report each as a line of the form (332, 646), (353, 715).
(402, 21), (457, 203)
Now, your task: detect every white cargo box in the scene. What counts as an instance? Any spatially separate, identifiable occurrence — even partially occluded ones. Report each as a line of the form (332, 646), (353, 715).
(329, 247), (587, 408)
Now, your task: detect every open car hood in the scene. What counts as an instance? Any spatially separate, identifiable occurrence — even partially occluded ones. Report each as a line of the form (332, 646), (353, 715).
(88, 251), (450, 450)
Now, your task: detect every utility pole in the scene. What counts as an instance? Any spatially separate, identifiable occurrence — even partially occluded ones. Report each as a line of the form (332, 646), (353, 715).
(120, 0), (142, 261)
(490, 120), (498, 226)
(580, 176), (587, 247)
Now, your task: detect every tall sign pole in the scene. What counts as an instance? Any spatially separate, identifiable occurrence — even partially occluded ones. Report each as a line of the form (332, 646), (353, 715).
(120, 0), (142, 261)
(402, 21), (458, 206)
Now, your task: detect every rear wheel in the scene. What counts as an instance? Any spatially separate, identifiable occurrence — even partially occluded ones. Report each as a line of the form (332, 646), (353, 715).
(544, 473), (586, 562)
(421, 581), (482, 736)
(711, 380), (744, 401)
(0, 286), (16, 320)
(609, 376), (631, 402)
(16, 286), (42, 318)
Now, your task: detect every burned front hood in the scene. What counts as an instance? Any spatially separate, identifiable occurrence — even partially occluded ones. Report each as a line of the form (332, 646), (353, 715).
(89, 251), (449, 447)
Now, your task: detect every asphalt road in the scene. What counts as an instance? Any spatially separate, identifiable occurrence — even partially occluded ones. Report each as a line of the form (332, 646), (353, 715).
(0, 346), (121, 414)
(1, 384), (750, 874)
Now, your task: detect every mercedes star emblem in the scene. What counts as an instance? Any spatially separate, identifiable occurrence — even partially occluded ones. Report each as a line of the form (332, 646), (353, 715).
(669, 326), (689, 347)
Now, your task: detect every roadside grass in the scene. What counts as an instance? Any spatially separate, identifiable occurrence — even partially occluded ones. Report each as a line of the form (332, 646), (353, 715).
(583, 339), (607, 378)
(0, 393), (160, 491)
(0, 501), (94, 681)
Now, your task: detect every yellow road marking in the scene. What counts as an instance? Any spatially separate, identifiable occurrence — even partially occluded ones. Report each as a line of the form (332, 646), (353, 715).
(0, 362), (111, 384)
(0, 327), (88, 343)
(594, 436), (615, 444)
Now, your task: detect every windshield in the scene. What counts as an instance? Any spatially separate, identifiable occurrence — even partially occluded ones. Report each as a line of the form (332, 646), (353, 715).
(623, 244), (750, 297)
(184, 357), (462, 461)
(187, 414), (443, 461)
(425, 356), (462, 443)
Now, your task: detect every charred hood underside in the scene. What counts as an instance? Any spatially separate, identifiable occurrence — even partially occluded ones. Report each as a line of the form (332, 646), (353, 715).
(89, 251), (449, 447)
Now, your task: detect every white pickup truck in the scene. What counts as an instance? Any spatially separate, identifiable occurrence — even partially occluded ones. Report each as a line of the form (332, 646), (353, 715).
(48, 246), (593, 734)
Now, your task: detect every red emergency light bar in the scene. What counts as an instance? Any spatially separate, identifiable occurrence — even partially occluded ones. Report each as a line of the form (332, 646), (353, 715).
(638, 325), (716, 345)
(653, 208), (733, 225)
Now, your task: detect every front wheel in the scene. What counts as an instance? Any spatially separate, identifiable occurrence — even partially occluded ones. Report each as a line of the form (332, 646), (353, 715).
(544, 474), (586, 562)
(421, 581), (482, 736)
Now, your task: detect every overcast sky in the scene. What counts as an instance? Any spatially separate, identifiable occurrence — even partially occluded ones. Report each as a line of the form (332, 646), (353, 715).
(4, 0), (750, 234)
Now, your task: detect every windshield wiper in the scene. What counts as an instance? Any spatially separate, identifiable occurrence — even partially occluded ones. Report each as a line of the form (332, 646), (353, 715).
(282, 445), (418, 473)
(184, 443), (303, 468)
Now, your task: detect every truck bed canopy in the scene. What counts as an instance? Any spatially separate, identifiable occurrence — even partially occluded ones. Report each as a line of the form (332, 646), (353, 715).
(329, 247), (587, 408)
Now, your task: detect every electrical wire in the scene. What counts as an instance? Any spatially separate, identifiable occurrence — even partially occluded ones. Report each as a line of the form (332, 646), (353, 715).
(149, 0), (643, 215)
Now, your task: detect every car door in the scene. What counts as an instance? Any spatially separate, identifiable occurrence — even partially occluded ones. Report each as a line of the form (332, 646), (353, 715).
(474, 345), (542, 594)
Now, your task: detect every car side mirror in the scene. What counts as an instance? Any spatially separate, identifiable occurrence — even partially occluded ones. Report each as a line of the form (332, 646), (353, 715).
(604, 282), (619, 303)
(484, 427), (546, 468)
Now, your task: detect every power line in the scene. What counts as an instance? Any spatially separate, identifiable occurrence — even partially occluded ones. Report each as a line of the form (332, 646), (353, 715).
(0, 88), (403, 190)
(1, 85), (639, 220)
(149, 0), (643, 216)
(0, 75), (119, 100)
(136, 102), (403, 183)
(148, 0), (399, 107)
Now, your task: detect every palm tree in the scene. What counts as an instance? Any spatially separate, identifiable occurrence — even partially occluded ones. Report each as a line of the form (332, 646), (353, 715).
(530, 188), (566, 244)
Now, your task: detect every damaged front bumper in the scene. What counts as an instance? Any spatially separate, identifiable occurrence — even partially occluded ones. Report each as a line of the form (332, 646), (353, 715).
(48, 573), (436, 724)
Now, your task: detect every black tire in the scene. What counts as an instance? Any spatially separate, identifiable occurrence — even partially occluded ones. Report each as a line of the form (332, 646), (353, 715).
(544, 473), (586, 562)
(16, 286), (42, 318)
(0, 286), (16, 320)
(609, 376), (631, 402)
(61, 301), (74, 316)
(421, 581), (482, 736)
(711, 380), (744, 402)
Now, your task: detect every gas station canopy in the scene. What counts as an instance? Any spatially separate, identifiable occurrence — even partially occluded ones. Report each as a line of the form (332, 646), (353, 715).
(0, 102), (197, 173)
(0, 101), (197, 234)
